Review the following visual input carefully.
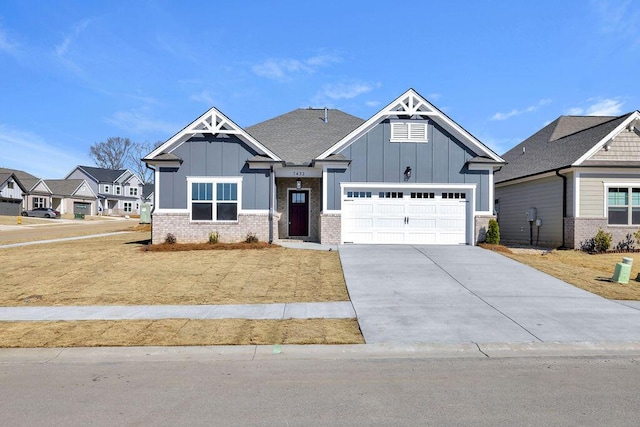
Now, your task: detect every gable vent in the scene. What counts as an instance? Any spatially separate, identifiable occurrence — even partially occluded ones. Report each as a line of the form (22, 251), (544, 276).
(390, 120), (428, 143)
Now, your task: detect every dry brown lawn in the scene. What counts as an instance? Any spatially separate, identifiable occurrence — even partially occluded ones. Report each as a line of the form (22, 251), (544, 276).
(0, 318), (364, 347)
(0, 218), (138, 245)
(1, 231), (349, 306)
(484, 245), (640, 300)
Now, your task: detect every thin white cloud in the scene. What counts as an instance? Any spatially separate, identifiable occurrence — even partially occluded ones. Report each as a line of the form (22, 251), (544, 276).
(105, 110), (177, 136)
(365, 100), (381, 108)
(592, 0), (640, 43)
(0, 24), (18, 55)
(490, 99), (552, 121)
(190, 90), (216, 105)
(311, 82), (376, 107)
(427, 93), (442, 101)
(0, 125), (90, 178)
(54, 19), (91, 58)
(566, 98), (624, 116)
(252, 54), (341, 80)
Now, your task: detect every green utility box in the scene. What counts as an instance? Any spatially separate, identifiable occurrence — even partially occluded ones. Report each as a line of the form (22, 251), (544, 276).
(74, 213), (85, 220)
(139, 203), (151, 224)
(612, 262), (631, 284)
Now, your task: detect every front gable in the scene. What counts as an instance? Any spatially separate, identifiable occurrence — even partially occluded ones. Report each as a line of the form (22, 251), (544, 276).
(317, 88), (503, 163)
(574, 111), (640, 165)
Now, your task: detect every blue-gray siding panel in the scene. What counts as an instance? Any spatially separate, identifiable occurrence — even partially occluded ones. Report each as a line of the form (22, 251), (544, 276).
(157, 136), (270, 210)
(328, 120), (490, 211)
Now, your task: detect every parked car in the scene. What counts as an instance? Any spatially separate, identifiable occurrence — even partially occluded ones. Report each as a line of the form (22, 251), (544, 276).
(21, 207), (61, 218)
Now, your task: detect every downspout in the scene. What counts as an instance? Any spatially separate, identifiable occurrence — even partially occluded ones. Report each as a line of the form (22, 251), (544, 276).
(555, 169), (567, 248)
(268, 165), (274, 244)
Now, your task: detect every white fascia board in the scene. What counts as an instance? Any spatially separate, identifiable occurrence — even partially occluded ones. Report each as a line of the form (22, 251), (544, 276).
(317, 88), (504, 163)
(146, 107), (281, 162)
(573, 111), (640, 166)
(574, 172), (580, 217)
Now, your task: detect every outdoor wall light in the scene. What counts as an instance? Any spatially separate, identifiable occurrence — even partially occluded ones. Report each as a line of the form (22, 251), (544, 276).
(404, 166), (412, 181)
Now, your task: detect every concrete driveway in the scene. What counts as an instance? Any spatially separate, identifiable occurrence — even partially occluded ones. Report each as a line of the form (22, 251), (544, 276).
(340, 245), (640, 344)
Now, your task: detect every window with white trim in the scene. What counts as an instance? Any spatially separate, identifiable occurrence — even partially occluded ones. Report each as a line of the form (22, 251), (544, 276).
(7, 181), (14, 189)
(123, 202), (132, 213)
(608, 187), (640, 225)
(104, 185), (110, 194)
(115, 186), (121, 195)
(129, 187), (138, 196)
(390, 120), (428, 143)
(33, 197), (46, 208)
(189, 178), (241, 221)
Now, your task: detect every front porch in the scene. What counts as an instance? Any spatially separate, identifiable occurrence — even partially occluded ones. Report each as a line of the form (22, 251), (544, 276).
(275, 177), (322, 242)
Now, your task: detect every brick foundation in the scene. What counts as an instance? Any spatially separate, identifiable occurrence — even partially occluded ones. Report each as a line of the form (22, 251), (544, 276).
(320, 213), (341, 245)
(572, 217), (640, 250)
(151, 211), (270, 244)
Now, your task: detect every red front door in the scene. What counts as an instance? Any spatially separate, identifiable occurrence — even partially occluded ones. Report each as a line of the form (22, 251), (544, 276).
(289, 190), (309, 237)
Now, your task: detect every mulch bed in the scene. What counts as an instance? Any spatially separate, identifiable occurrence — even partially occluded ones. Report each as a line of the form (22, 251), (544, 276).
(144, 242), (280, 252)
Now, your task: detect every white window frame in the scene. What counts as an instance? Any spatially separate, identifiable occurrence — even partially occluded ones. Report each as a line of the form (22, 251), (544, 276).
(115, 185), (121, 195)
(605, 184), (640, 226)
(123, 202), (132, 213)
(186, 177), (242, 222)
(7, 181), (14, 189)
(33, 197), (46, 209)
(390, 120), (428, 143)
(104, 185), (110, 194)
(129, 187), (138, 196)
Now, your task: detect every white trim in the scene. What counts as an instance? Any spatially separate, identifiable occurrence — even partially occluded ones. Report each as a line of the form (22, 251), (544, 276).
(317, 88), (503, 163)
(287, 187), (311, 237)
(341, 182), (476, 190)
(145, 107), (281, 162)
(573, 111), (640, 165)
(602, 182), (640, 225)
(488, 171), (494, 215)
(186, 176), (243, 222)
(574, 172), (581, 217)
(322, 166), (328, 213)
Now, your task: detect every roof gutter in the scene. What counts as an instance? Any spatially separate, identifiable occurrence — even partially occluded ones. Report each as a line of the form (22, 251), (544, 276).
(555, 169), (567, 248)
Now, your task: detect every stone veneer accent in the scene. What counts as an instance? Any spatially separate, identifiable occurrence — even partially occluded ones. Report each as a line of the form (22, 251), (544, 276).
(320, 213), (342, 245)
(152, 211), (269, 244)
(276, 177), (321, 241)
(474, 215), (495, 244)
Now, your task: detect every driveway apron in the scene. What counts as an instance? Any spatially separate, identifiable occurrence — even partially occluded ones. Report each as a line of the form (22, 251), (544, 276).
(340, 245), (640, 344)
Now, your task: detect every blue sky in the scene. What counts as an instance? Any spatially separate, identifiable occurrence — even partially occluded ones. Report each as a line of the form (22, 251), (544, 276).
(1, 0), (639, 178)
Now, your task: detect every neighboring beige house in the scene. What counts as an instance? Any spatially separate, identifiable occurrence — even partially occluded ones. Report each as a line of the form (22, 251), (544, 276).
(46, 179), (98, 216)
(495, 111), (640, 248)
(66, 166), (145, 215)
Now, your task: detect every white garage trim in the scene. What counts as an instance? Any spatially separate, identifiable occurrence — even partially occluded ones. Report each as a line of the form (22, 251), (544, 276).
(340, 183), (476, 245)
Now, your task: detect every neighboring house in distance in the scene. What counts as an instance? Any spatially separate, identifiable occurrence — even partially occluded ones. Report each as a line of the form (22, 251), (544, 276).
(66, 166), (145, 215)
(0, 172), (26, 216)
(495, 111), (640, 248)
(46, 179), (98, 216)
(142, 183), (154, 208)
(144, 88), (504, 245)
(0, 167), (50, 211)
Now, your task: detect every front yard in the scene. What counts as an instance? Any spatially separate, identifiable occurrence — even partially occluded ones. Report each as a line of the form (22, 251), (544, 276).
(494, 246), (640, 300)
(0, 231), (363, 347)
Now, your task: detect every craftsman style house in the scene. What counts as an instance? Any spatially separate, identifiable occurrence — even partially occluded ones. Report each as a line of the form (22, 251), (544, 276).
(495, 111), (640, 248)
(144, 89), (505, 245)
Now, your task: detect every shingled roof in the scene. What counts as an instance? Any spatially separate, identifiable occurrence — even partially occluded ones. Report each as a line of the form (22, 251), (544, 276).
(45, 179), (86, 196)
(76, 166), (128, 183)
(495, 114), (632, 183)
(246, 108), (365, 165)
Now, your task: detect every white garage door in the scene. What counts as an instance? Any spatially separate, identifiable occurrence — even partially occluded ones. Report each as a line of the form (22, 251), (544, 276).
(341, 188), (471, 245)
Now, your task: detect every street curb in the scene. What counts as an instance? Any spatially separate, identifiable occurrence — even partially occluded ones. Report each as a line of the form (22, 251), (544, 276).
(1, 341), (640, 363)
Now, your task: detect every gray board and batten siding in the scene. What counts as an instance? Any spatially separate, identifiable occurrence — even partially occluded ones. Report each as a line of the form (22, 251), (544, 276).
(325, 120), (490, 211)
(157, 135), (271, 210)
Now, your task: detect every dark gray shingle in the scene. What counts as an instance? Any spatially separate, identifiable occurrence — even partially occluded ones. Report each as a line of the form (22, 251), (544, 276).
(496, 114), (631, 183)
(246, 108), (365, 165)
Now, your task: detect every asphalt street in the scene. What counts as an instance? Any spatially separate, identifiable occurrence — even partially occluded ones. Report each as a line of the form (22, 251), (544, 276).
(1, 352), (639, 426)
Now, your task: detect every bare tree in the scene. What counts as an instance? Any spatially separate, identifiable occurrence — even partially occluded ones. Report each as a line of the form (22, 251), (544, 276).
(89, 137), (133, 170)
(128, 141), (161, 184)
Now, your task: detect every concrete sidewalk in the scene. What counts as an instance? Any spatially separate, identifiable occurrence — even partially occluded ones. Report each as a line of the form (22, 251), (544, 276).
(0, 302), (356, 321)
